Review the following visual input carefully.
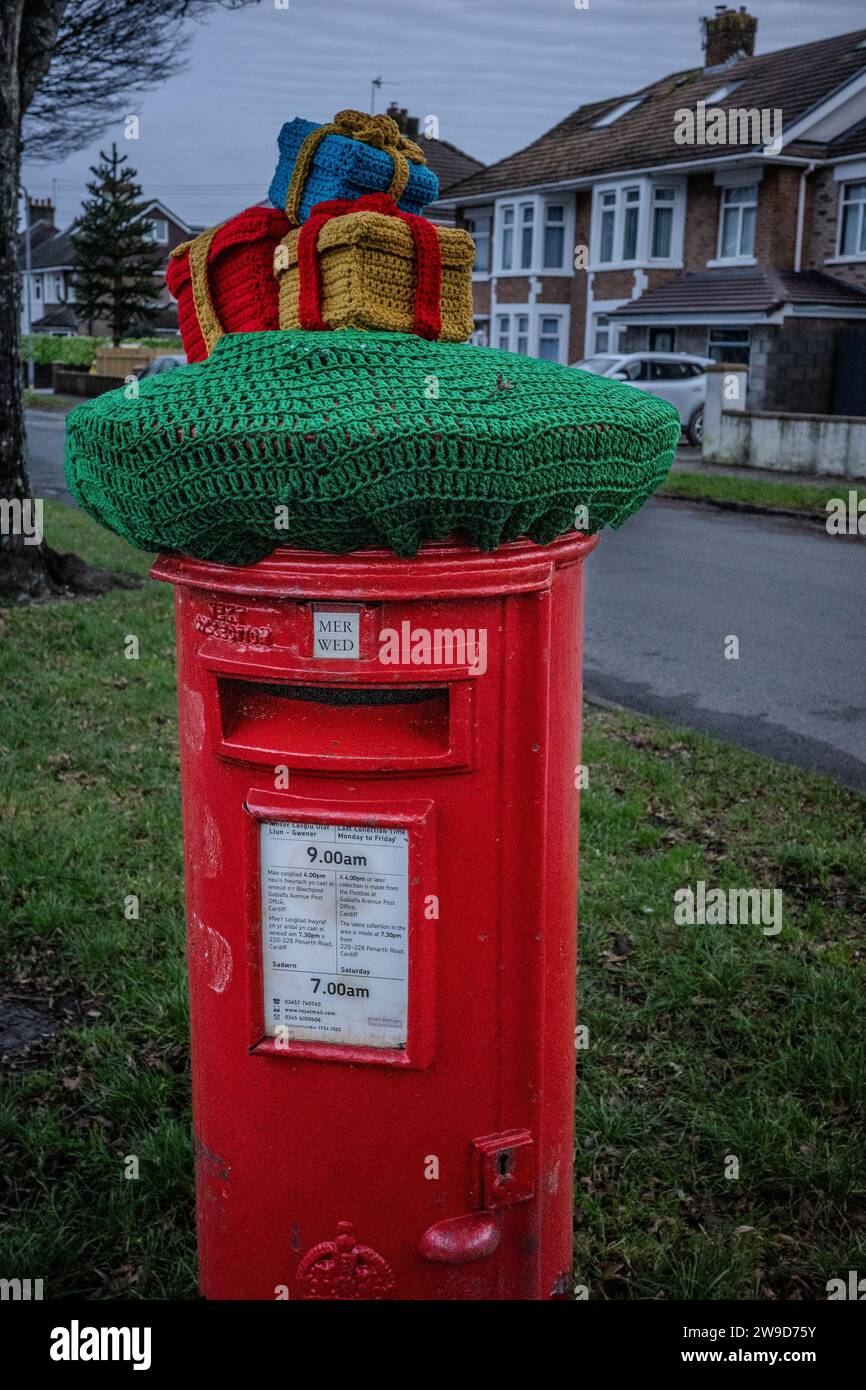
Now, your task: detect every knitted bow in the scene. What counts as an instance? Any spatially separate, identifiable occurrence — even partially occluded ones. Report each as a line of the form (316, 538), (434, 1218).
(284, 109), (427, 224)
(169, 222), (225, 355)
(296, 192), (442, 340)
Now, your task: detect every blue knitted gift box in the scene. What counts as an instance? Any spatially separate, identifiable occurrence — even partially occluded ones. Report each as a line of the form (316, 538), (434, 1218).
(268, 114), (439, 223)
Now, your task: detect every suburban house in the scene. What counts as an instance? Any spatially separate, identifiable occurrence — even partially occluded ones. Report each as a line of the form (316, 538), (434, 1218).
(19, 196), (201, 337)
(435, 8), (866, 414)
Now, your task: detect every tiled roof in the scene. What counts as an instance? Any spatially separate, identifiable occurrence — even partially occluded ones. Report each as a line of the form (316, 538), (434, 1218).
(608, 268), (866, 318)
(440, 27), (866, 200)
(20, 205), (201, 270)
(31, 305), (79, 331)
(422, 137), (484, 192)
(25, 225), (76, 269)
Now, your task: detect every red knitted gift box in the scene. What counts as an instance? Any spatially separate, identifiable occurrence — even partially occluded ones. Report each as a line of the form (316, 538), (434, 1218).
(166, 206), (292, 363)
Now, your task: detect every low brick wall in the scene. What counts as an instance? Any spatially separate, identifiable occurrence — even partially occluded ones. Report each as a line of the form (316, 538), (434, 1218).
(52, 367), (124, 398)
(711, 408), (866, 479)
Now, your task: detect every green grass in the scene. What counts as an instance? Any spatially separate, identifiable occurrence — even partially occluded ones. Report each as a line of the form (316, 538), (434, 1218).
(661, 469), (854, 517)
(576, 711), (866, 1299)
(1, 503), (864, 1299)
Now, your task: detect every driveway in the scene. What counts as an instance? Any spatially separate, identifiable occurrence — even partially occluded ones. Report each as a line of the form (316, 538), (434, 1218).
(584, 497), (866, 791)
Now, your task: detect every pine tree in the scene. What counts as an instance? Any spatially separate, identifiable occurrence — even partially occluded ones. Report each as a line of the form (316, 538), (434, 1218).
(71, 144), (166, 347)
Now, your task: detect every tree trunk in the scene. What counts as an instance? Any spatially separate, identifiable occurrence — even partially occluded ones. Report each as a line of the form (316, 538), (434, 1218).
(0, 6), (46, 598)
(0, 0), (137, 601)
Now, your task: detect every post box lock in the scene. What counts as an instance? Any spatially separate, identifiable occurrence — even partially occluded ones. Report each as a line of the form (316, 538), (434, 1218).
(419, 1130), (535, 1265)
(473, 1129), (535, 1209)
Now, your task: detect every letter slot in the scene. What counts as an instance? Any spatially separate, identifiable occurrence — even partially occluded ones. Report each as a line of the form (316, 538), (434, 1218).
(214, 678), (472, 772)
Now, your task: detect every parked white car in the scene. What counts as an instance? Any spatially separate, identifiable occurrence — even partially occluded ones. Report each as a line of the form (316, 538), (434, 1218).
(572, 351), (713, 446)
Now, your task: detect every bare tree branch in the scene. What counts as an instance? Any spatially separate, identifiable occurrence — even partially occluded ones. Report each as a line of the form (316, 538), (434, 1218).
(23, 0), (258, 160)
(1, 0), (257, 599)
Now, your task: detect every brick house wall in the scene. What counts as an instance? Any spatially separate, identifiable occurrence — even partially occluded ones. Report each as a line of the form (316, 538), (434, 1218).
(750, 319), (842, 413)
(754, 167), (801, 268)
(682, 174), (721, 268)
(806, 167), (866, 292)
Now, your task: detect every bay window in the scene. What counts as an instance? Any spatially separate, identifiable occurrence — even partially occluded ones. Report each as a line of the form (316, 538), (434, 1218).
(593, 180), (683, 267)
(495, 308), (568, 361)
(495, 197), (572, 273)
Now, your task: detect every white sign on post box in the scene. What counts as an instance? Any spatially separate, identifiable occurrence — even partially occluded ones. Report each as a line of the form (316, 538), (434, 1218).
(261, 821), (409, 1049)
(312, 609), (360, 659)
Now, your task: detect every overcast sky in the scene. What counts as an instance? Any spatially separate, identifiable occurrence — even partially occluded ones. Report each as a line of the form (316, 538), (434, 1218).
(21, 0), (866, 230)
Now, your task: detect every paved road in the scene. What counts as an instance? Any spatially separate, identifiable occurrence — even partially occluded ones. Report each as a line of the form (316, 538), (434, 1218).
(584, 498), (866, 791)
(26, 410), (70, 501)
(25, 410), (866, 790)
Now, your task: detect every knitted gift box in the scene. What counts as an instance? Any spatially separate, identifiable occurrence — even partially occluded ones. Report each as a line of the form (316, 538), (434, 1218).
(166, 207), (292, 362)
(275, 193), (475, 342)
(64, 329), (680, 567)
(268, 111), (439, 224)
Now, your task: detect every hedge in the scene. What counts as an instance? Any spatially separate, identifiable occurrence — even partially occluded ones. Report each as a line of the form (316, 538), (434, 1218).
(20, 335), (184, 369)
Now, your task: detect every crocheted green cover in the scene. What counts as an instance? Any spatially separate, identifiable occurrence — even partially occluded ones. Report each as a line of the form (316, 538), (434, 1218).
(64, 330), (679, 565)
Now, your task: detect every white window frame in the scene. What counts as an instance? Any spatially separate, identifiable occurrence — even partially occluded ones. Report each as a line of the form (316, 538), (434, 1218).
(590, 308), (627, 356)
(836, 180), (866, 261)
(495, 309), (531, 354)
(464, 207), (493, 278)
(536, 309), (568, 363)
(147, 216), (169, 245)
(493, 303), (571, 363)
(493, 195), (575, 276)
(590, 177), (685, 271)
(715, 184), (758, 263)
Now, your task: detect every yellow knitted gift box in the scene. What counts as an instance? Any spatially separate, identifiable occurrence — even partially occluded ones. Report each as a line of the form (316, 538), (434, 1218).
(275, 206), (475, 342)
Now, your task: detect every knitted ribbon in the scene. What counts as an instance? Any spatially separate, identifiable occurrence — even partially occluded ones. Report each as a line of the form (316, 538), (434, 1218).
(284, 109), (427, 225)
(296, 192), (442, 339)
(170, 223), (224, 354)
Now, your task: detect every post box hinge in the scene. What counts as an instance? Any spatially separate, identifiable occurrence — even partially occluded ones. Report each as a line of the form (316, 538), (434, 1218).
(472, 1129), (535, 1210)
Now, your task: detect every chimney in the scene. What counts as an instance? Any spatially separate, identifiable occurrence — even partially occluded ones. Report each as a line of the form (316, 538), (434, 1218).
(27, 195), (55, 229)
(385, 101), (419, 140)
(701, 5), (757, 70)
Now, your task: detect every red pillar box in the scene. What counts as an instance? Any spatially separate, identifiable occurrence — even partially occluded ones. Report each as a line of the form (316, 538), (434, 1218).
(153, 530), (596, 1301)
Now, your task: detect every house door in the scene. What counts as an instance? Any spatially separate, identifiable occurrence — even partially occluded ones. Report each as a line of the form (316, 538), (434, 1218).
(649, 328), (675, 352)
(833, 327), (866, 415)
